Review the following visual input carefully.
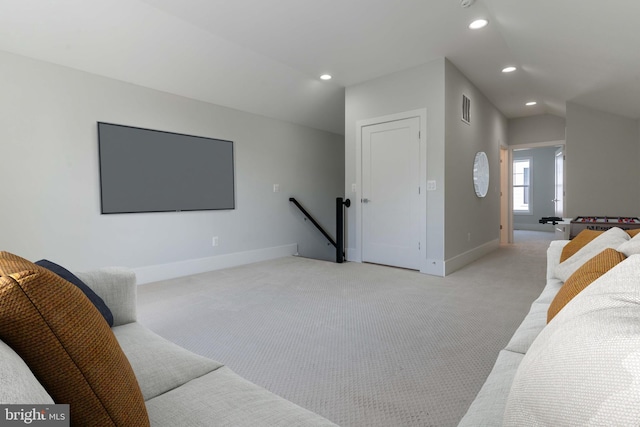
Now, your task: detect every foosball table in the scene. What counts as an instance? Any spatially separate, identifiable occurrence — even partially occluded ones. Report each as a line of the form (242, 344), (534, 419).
(569, 216), (640, 238)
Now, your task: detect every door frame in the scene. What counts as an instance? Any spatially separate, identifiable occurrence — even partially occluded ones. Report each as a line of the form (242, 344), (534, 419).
(355, 109), (427, 270)
(554, 146), (565, 218)
(500, 146), (510, 244)
(505, 140), (566, 243)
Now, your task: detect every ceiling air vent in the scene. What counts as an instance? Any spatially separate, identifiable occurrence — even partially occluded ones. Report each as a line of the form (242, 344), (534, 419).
(462, 94), (471, 124)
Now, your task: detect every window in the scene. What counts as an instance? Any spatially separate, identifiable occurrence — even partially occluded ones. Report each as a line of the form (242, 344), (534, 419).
(513, 158), (531, 214)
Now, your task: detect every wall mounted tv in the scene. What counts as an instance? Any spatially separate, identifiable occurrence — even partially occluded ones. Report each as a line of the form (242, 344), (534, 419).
(98, 122), (235, 214)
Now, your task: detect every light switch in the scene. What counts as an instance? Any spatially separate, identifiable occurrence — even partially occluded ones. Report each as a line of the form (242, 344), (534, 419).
(273, 184), (280, 193)
(427, 180), (437, 191)
(351, 183), (356, 193)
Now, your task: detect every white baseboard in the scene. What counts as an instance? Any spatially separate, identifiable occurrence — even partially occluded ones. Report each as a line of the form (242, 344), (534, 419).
(133, 244), (298, 285)
(422, 259), (445, 276)
(444, 239), (499, 276)
(346, 247), (359, 262)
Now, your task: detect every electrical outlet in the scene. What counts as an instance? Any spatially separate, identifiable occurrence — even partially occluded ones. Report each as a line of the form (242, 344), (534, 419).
(351, 183), (356, 193)
(212, 236), (219, 247)
(273, 184), (280, 193)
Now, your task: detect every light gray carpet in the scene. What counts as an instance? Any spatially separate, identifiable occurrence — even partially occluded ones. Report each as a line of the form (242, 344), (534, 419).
(137, 231), (553, 426)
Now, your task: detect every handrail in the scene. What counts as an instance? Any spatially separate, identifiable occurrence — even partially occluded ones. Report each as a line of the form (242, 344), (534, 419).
(289, 197), (350, 263)
(289, 197), (336, 248)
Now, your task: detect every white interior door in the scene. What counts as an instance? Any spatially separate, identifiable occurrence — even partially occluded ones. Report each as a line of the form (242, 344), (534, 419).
(554, 148), (564, 218)
(362, 117), (420, 270)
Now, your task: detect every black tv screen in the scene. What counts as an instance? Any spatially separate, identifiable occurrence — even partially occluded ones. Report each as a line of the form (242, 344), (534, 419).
(98, 122), (235, 214)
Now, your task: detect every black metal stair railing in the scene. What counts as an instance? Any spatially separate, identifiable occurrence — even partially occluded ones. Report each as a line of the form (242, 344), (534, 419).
(289, 197), (350, 263)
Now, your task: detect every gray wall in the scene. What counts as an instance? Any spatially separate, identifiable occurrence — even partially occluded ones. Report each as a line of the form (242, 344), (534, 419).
(0, 50), (344, 277)
(509, 114), (565, 145)
(444, 60), (506, 260)
(512, 147), (557, 231)
(345, 58), (506, 274)
(566, 102), (639, 216)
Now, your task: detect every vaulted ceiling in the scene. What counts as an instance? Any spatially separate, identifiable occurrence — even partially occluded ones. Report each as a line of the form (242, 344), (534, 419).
(1, 0), (638, 135)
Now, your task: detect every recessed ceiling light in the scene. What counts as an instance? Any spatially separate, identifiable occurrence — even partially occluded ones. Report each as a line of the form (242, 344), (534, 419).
(469, 19), (488, 30)
(526, 101), (537, 106)
(502, 66), (517, 73)
(320, 74), (332, 80)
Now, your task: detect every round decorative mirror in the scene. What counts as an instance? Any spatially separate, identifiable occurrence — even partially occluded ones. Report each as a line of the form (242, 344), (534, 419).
(473, 151), (489, 198)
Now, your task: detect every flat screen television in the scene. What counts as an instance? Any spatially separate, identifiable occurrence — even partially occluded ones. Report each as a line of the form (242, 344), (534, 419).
(98, 122), (235, 214)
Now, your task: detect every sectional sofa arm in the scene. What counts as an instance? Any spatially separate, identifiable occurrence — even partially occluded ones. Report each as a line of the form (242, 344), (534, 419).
(75, 267), (138, 326)
(546, 240), (569, 280)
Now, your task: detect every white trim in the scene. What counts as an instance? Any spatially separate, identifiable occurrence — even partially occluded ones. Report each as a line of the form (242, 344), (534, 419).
(444, 239), (499, 275)
(499, 146), (510, 244)
(423, 259), (445, 276)
(554, 147), (565, 219)
(513, 156), (533, 214)
(133, 244), (298, 284)
(355, 109), (428, 271)
(346, 247), (357, 262)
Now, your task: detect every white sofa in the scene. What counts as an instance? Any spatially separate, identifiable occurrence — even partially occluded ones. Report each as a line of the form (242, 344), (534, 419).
(457, 239), (569, 426)
(460, 228), (640, 425)
(1, 266), (337, 427)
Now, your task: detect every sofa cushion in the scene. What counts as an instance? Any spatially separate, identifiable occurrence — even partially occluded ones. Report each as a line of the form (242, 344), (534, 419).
(35, 259), (114, 326)
(0, 340), (54, 404)
(559, 229), (603, 262)
(617, 231), (640, 257)
(546, 241), (569, 280)
(0, 252), (149, 426)
(503, 255), (640, 426)
(503, 302), (549, 355)
(145, 366), (338, 427)
(547, 248), (626, 322)
(113, 322), (223, 400)
(531, 277), (563, 306)
(554, 227), (629, 282)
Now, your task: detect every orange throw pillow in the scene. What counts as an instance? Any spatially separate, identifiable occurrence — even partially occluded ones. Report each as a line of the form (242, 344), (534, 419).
(561, 229), (640, 263)
(0, 252), (149, 426)
(626, 229), (640, 238)
(548, 248), (626, 323)
(560, 230), (604, 262)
